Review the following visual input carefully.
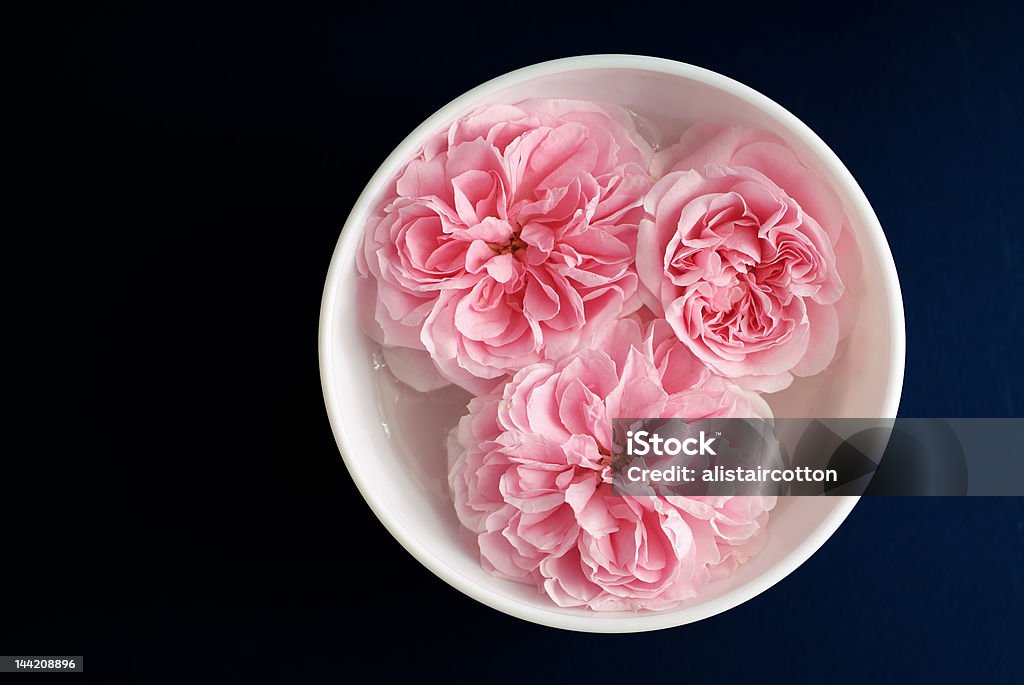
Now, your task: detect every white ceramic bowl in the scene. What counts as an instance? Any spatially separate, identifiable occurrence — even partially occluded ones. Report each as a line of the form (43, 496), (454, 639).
(319, 55), (905, 632)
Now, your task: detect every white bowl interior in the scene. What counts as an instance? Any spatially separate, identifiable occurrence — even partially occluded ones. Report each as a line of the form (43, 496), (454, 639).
(320, 57), (904, 632)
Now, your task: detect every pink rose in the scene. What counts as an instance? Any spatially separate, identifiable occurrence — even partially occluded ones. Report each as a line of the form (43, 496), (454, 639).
(447, 320), (775, 611)
(638, 124), (860, 392)
(357, 99), (654, 394)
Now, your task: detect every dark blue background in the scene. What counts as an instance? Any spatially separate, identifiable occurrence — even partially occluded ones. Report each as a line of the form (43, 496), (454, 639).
(10, 1), (1023, 682)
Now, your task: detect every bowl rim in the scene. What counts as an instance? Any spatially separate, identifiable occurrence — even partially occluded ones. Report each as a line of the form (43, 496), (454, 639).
(319, 54), (906, 633)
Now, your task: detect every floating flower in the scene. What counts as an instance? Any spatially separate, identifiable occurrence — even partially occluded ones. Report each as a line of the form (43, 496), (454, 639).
(358, 99), (654, 393)
(639, 124), (860, 392)
(447, 320), (775, 611)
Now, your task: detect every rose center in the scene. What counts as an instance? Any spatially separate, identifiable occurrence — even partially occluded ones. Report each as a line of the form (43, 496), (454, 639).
(599, 446), (628, 472)
(487, 226), (528, 256)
